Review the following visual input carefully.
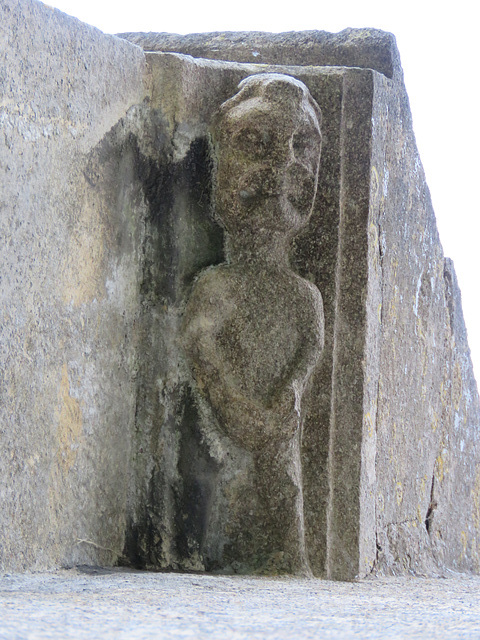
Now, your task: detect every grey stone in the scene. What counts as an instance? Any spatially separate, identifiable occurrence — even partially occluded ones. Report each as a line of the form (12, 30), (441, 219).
(1, 569), (480, 639)
(1, 0), (479, 582)
(182, 74), (324, 575)
(0, 0), (148, 571)
(126, 54), (367, 577)
(369, 72), (480, 577)
(117, 29), (398, 78)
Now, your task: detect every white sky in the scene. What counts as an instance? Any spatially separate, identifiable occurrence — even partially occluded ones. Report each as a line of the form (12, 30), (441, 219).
(43, 0), (480, 382)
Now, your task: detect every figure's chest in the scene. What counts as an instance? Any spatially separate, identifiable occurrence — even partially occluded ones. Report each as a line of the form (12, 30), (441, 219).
(215, 280), (304, 399)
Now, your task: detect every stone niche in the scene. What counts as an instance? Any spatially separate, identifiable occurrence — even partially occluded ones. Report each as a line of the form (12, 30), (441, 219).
(1, 0), (479, 580)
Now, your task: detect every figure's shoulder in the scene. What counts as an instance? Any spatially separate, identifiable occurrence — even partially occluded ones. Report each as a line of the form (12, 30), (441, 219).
(186, 264), (238, 314)
(190, 264), (228, 293)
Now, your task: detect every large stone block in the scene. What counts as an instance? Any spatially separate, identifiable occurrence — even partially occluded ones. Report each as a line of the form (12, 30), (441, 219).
(1, 2), (479, 579)
(0, 0), (148, 570)
(369, 70), (480, 576)
(117, 30), (480, 578)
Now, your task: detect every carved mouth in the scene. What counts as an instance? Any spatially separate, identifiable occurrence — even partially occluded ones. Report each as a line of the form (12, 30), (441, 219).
(236, 166), (279, 205)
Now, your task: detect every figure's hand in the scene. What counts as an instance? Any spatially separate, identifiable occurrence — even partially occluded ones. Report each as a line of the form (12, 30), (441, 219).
(181, 269), (320, 453)
(206, 375), (300, 451)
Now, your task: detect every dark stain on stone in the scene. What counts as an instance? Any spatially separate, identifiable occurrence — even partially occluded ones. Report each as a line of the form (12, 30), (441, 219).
(425, 473), (437, 534)
(173, 386), (220, 567)
(121, 460), (170, 569)
(116, 130), (226, 571)
(120, 520), (147, 569)
(131, 134), (223, 305)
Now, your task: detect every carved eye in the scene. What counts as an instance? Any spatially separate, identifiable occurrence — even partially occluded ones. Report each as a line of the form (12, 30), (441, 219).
(233, 127), (272, 156)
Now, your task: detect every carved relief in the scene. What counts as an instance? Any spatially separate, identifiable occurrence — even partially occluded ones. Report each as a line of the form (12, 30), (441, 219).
(182, 74), (324, 574)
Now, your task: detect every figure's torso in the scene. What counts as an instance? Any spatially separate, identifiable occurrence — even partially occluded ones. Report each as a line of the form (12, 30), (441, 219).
(186, 263), (324, 407)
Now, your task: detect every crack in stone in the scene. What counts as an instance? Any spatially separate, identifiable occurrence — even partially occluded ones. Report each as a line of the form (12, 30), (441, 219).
(425, 473), (437, 535)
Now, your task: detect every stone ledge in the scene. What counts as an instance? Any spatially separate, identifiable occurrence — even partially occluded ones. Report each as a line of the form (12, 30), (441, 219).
(1, 569), (479, 639)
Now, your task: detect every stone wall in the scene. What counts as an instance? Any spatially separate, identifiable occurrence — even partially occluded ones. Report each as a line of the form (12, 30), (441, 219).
(126, 55), (353, 575)
(1, 1), (479, 579)
(0, 0), (148, 570)
(370, 69), (480, 573)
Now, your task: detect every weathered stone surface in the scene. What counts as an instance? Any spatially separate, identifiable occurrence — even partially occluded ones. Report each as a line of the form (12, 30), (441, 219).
(118, 29), (397, 78)
(181, 74), (325, 574)
(116, 35), (480, 579)
(0, 0), (149, 571)
(2, 569), (480, 639)
(124, 53), (354, 576)
(1, 0), (479, 581)
(369, 70), (480, 576)
(430, 260), (480, 572)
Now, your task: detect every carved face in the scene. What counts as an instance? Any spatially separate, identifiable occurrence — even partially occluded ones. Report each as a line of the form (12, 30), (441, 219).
(213, 74), (322, 237)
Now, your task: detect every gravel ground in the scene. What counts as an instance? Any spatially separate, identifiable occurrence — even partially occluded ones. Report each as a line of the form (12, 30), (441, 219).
(1, 568), (479, 639)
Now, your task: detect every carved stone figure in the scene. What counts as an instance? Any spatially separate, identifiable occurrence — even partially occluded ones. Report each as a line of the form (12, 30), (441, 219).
(182, 74), (324, 574)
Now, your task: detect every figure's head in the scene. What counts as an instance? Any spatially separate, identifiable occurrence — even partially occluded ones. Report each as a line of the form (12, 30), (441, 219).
(211, 74), (322, 239)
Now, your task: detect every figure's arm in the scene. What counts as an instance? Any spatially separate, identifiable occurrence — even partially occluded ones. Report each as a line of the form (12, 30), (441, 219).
(182, 272), (299, 448)
(272, 278), (325, 412)
(296, 279), (325, 381)
(182, 270), (236, 394)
